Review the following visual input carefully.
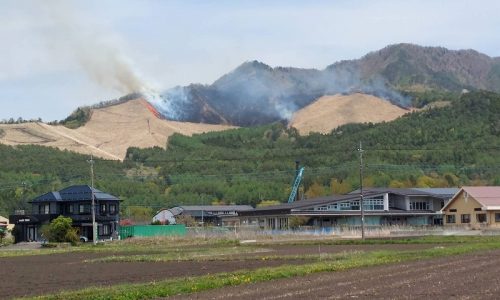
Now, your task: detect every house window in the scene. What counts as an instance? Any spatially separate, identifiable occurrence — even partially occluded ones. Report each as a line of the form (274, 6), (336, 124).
(446, 215), (456, 224)
(340, 202), (350, 210)
(100, 204), (107, 214)
(328, 203), (338, 210)
(79, 204), (91, 214)
(109, 204), (116, 215)
(103, 224), (110, 235)
(476, 214), (487, 223)
(363, 198), (384, 211)
(39, 204), (50, 214)
(461, 214), (471, 224)
(410, 201), (430, 210)
(68, 204), (74, 214)
(495, 213), (500, 222)
(350, 200), (360, 210)
(449, 209), (457, 212)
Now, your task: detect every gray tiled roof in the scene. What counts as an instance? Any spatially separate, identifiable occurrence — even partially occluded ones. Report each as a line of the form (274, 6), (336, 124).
(30, 185), (120, 202)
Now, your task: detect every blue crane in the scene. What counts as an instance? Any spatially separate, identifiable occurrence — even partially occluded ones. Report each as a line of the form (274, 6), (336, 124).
(287, 167), (304, 203)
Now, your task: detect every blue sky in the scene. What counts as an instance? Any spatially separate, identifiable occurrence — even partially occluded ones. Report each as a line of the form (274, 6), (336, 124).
(1, 0), (500, 121)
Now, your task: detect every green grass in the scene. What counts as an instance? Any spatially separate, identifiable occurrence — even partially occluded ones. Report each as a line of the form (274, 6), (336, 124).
(257, 235), (500, 246)
(87, 251), (347, 264)
(0, 237), (240, 258)
(26, 238), (500, 300)
(3, 235), (498, 259)
(86, 246), (272, 263)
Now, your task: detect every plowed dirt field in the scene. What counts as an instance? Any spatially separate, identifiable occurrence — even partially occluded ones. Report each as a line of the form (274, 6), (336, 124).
(0, 244), (437, 299)
(175, 249), (500, 299)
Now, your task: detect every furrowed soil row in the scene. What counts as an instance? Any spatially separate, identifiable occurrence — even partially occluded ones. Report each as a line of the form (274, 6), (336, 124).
(173, 249), (500, 300)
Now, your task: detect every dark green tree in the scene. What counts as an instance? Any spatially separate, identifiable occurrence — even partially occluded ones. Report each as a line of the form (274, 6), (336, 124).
(40, 216), (78, 244)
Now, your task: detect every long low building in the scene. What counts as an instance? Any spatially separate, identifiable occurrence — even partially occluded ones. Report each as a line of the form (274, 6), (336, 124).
(153, 205), (254, 226)
(238, 188), (457, 230)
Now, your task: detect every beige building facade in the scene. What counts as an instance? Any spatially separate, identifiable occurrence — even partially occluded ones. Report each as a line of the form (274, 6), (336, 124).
(442, 187), (500, 228)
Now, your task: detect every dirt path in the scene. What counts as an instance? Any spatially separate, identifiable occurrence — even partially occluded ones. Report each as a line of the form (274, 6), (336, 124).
(172, 249), (500, 299)
(37, 123), (122, 160)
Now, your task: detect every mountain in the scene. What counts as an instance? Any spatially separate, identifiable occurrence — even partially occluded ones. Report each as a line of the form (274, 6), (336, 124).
(289, 93), (411, 135)
(329, 43), (500, 92)
(0, 98), (234, 160)
(150, 61), (326, 126)
(150, 44), (500, 126)
(125, 90), (500, 206)
(3, 44), (499, 159)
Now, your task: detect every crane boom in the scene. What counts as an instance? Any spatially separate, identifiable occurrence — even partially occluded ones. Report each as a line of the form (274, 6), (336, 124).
(288, 167), (304, 203)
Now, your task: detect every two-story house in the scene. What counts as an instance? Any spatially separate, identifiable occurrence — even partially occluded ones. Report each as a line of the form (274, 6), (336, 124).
(9, 185), (121, 242)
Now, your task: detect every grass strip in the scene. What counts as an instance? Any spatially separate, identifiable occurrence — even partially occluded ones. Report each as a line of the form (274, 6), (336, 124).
(86, 246), (272, 263)
(0, 238), (240, 258)
(26, 240), (500, 300)
(257, 235), (500, 246)
(4, 235), (497, 258)
(86, 251), (345, 263)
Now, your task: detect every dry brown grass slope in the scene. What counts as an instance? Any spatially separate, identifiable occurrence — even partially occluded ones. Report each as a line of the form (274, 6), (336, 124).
(0, 99), (235, 160)
(289, 93), (411, 135)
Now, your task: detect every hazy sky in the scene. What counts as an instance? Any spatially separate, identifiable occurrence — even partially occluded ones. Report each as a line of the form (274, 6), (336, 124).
(1, 0), (500, 121)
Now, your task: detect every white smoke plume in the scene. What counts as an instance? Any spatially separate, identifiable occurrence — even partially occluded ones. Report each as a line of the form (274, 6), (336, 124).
(38, 0), (159, 97)
(147, 86), (190, 121)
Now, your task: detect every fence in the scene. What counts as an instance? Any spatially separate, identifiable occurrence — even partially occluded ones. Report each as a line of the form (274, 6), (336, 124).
(119, 225), (187, 239)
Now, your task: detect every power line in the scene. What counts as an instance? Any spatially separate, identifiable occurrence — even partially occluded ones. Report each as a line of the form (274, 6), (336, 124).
(2, 162), (500, 191)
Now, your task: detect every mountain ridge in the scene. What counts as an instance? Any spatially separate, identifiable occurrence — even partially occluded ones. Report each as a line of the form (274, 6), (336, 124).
(150, 43), (500, 126)
(0, 99), (234, 160)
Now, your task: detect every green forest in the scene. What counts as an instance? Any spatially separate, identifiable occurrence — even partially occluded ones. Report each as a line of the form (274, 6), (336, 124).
(1, 91), (500, 220)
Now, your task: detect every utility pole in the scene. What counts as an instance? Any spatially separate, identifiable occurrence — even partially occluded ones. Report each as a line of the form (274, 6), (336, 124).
(88, 155), (97, 245)
(358, 142), (365, 240)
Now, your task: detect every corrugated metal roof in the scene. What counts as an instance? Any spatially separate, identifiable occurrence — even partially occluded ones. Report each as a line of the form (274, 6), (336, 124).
(462, 186), (500, 207)
(350, 187), (435, 196)
(178, 205), (254, 211)
(30, 185), (120, 202)
(292, 209), (439, 216)
(248, 192), (382, 213)
(411, 188), (459, 198)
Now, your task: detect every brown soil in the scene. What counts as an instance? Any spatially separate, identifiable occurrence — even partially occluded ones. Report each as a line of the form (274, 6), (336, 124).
(0, 244), (438, 299)
(0, 99), (234, 160)
(0, 252), (302, 299)
(177, 249), (500, 300)
(289, 93), (410, 135)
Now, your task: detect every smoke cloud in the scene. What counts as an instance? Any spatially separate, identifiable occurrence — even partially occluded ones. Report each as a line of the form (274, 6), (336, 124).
(36, 2), (410, 124)
(39, 0), (156, 96)
(149, 60), (411, 126)
(148, 86), (190, 121)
